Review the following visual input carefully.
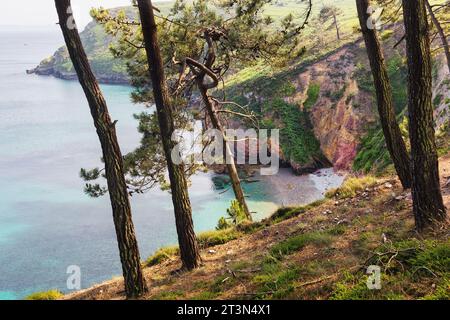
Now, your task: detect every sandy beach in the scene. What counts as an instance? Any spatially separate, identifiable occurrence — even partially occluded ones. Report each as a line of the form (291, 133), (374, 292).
(261, 168), (345, 207)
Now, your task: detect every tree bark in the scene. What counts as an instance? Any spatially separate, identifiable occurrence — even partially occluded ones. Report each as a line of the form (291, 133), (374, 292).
(136, 0), (201, 270)
(425, 0), (450, 73)
(402, 0), (447, 231)
(54, 0), (147, 298)
(333, 14), (341, 40)
(356, 0), (412, 189)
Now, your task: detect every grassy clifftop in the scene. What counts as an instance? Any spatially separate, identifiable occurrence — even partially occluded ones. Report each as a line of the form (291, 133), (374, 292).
(30, 16), (129, 84)
(30, 0), (358, 84)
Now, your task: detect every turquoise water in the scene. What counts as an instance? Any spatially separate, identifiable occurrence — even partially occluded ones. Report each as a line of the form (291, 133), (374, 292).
(0, 26), (280, 299)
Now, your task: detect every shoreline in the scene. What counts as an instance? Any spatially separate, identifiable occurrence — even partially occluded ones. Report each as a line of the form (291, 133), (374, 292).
(259, 167), (345, 208)
(22, 167), (345, 300)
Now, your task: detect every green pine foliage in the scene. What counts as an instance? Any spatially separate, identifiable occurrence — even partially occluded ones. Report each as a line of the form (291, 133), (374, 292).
(216, 200), (248, 230)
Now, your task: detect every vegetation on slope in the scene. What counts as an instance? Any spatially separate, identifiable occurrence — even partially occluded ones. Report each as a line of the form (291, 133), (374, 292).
(260, 99), (325, 171)
(353, 43), (450, 174)
(61, 155), (450, 300)
(353, 47), (410, 174)
(25, 290), (63, 300)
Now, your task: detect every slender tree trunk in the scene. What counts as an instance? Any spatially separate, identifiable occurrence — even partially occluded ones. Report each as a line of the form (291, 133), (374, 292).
(136, 0), (201, 270)
(197, 84), (252, 221)
(356, 0), (412, 189)
(402, 0), (447, 231)
(426, 0), (450, 73)
(54, 0), (147, 298)
(333, 14), (341, 40)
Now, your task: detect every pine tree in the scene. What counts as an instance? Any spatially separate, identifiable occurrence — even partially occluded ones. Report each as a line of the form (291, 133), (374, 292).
(136, 0), (202, 270)
(402, 0), (447, 231)
(318, 5), (343, 40)
(356, 0), (411, 189)
(54, 0), (147, 297)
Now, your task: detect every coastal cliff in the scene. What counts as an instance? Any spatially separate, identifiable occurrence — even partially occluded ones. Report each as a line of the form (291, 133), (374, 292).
(28, 17), (129, 84)
(31, 11), (450, 174)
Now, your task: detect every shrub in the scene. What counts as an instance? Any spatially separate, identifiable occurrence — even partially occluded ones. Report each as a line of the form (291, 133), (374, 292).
(197, 228), (242, 248)
(267, 99), (323, 164)
(303, 83), (321, 110)
(216, 200), (248, 230)
(25, 290), (63, 300)
(269, 200), (326, 223)
(146, 246), (180, 266)
(326, 176), (377, 199)
(433, 94), (443, 108)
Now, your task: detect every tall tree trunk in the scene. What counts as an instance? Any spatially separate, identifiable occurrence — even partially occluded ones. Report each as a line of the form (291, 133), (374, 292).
(333, 14), (341, 40)
(197, 85), (252, 221)
(402, 0), (447, 231)
(54, 0), (147, 298)
(356, 0), (412, 189)
(426, 0), (450, 73)
(136, 0), (201, 270)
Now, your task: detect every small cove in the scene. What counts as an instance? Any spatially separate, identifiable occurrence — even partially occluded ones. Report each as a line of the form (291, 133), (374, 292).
(0, 27), (343, 299)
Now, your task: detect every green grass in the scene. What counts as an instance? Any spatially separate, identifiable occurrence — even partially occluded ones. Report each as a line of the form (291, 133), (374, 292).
(422, 279), (450, 300)
(377, 239), (450, 276)
(303, 83), (321, 110)
(146, 246), (180, 266)
(251, 263), (300, 299)
(353, 127), (392, 173)
(325, 175), (377, 199)
(332, 239), (450, 300)
(269, 231), (333, 260)
(327, 224), (347, 236)
(248, 227), (345, 299)
(197, 228), (243, 248)
(25, 290), (63, 300)
(269, 199), (326, 224)
(152, 290), (184, 300)
(191, 291), (220, 300)
(145, 229), (243, 266)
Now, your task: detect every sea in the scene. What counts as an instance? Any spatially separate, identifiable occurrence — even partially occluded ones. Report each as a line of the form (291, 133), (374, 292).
(0, 25), (342, 299)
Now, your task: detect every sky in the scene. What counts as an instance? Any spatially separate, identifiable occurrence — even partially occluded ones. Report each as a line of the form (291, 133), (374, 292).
(0, 0), (135, 29)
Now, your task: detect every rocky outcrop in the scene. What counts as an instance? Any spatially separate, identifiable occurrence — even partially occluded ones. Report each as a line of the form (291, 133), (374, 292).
(32, 10), (449, 173)
(287, 44), (377, 171)
(287, 36), (450, 172)
(28, 20), (129, 85)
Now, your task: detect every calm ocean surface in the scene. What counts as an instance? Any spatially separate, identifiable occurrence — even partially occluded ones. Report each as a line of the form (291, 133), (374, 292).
(0, 26), (283, 299)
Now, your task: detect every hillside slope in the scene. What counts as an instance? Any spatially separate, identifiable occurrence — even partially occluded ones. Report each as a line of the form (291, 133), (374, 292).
(30, 1), (450, 175)
(60, 154), (449, 301)
(27, 7), (136, 84)
(29, 0), (358, 84)
(227, 26), (450, 172)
